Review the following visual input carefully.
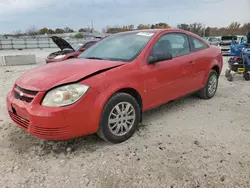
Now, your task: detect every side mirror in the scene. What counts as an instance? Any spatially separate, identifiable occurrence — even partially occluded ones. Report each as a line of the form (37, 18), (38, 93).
(147, 53), (173, 64)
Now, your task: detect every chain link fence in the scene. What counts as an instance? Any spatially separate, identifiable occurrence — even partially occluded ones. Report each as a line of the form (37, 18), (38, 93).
(0, 38), (85, 50)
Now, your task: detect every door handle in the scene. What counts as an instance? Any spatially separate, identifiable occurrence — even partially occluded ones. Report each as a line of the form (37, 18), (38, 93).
(188, 61), (195, 65)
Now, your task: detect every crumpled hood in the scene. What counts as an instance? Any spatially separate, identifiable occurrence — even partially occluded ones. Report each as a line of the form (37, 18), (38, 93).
(15, 59), (125, 91)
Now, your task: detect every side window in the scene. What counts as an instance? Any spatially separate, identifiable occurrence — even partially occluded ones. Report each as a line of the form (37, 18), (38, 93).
(242, 37), (247, 43)
(190, 36), (209, 52)
(150, 33), (191, 58)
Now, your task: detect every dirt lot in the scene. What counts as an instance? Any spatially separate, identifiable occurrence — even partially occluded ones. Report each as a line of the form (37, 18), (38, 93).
(0, 52), (250, 188)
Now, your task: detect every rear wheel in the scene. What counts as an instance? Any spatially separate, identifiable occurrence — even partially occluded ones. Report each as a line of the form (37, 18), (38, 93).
(225, 69), (230, 77)
(198, 70), (218, 99)
(227, 73), (233, 82)
(97, 93), (140, 144)
(244, 72), (250, 81)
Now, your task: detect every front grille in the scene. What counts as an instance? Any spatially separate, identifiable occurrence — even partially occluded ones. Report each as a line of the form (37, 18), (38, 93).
(220, 42), (231, 46)
(31, 126), (69, 136)
(9, 111), (29, 129)
(13, 85), (38, 103)
(16, 85), (38, 95)
(14, 91), (33, 103)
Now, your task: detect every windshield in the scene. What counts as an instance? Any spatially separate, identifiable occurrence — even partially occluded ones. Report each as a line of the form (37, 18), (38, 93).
(209, 38), (218, 42)
(78, 32), (155, 62)
(221, 36), (235, 41)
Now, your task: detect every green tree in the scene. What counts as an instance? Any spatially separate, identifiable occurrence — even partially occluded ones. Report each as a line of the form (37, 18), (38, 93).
(39, 27), (48, 34)
(47, 29), (55, 34)
(79, 28), (87, 32)
(74, 33), (84, 38)
(177, 24), (190, 31)
(55, 28), (64, 34)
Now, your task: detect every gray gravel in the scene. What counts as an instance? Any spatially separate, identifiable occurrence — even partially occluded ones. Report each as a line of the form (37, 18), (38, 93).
(0, 52), (250, 188)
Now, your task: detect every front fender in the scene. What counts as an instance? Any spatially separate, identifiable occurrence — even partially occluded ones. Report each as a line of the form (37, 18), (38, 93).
(93, 81), (144, 127)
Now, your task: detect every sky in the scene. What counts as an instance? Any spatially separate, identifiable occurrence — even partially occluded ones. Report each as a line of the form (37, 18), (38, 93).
(0, 0), (249, 34)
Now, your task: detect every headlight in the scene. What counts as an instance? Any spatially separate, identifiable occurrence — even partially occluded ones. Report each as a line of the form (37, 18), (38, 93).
(41, 84), (89, 107)
(54, 55), (66, 59)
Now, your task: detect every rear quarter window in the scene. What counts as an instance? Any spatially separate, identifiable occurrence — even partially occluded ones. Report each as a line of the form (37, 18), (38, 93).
(190, 36), (209, 52)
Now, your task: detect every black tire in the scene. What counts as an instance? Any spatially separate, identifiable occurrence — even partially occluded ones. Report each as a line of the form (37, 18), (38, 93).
(198, 70), (218, 99)
(225, 69), (230, 78)
(244, 73), (250, 81)
(227, 73), (233, 82)
(97, 93), (140, 144)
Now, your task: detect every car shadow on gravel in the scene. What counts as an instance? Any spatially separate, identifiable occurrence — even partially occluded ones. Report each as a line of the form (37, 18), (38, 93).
(7, 94), (201, 156)
(137, 93), (201, 133)
(7, 128), (107, 156)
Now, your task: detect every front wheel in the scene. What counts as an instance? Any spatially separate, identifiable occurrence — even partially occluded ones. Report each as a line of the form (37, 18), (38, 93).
(97, 93), (140, 144)
(198, 70), (218, 99)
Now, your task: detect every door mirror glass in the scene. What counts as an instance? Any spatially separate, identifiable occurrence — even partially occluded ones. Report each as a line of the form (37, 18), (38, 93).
(147, 52), (173, 64)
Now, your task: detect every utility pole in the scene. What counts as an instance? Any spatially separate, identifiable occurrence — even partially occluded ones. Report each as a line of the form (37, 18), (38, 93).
(203, 24), (206, 37)
(91, 20), (94, 35)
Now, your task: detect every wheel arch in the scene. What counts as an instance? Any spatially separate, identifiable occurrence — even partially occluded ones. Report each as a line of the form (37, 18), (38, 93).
(115, 88), (143, 110)
(96, 87), (144, 123)
(211, 65), (220, 77)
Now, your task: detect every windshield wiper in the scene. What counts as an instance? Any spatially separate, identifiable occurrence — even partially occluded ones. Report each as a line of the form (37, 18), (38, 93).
(84, 57), (105, 60)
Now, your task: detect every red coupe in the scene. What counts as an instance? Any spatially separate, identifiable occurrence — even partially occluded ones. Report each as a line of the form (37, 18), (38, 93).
(46, 36), (98, 63)
(7, 29), (223, 143)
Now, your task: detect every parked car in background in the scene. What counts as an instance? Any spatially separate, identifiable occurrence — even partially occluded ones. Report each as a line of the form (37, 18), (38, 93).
(46, 36), (99, 63)
(219, 35), (236, 55)
(232, 35), (247, 45)
(7, 29), (223, 144)
(203, 37), (210, 42)
(208, 37), (221, 46)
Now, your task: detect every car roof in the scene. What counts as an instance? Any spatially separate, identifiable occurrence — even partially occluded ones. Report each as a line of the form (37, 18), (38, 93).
(112, 28), (196, 36)
(109, 28), (208, 45)
(77, 39), (99, 44)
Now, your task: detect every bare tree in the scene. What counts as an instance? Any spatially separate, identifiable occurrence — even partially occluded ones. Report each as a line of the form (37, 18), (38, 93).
(26, 26), (38, 38)
(13, 30), (22, 38)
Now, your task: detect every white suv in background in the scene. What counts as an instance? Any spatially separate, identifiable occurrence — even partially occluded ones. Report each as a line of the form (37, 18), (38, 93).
(219, 36), (236, 56)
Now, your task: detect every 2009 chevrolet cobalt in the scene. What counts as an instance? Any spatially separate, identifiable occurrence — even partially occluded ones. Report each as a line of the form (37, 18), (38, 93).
(7, 29), (223, 144)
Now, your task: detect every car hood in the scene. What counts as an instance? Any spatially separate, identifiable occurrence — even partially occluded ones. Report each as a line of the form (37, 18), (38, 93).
(51, 36), (74, 51)
(16, 59), (125, 91)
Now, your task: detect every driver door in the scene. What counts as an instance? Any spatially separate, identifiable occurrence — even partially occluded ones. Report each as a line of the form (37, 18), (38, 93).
(142, 32), (192, 109)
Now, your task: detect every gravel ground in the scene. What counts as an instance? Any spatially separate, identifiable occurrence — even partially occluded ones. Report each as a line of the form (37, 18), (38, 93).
(0, 51), (250, 188)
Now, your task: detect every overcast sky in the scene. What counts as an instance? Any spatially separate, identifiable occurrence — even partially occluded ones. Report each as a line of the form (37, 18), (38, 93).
(0, 0), (249, 34)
